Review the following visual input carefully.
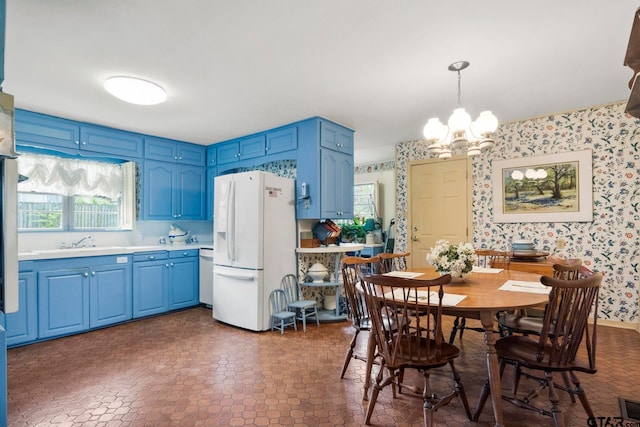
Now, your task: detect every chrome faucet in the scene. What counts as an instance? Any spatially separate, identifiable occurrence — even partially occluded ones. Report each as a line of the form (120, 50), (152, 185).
(70, 235), (96, 248)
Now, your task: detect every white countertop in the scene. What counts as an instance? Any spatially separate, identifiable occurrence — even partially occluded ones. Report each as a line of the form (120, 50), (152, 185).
(296, 243), (364, 253)
(19, 243), (208, 261)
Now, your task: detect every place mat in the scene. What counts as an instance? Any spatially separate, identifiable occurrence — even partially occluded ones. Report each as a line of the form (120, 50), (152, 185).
(384, 289), (467, 307)
(383, 271), (424, 278)
(472, 266), (504, 273)
(499, 280), (551, 294)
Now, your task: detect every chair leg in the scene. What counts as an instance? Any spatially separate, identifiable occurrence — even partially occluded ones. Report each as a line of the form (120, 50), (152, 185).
(560, 372), (576, 403)
(364, 361), (385, 425)
(459, 317), (466, 340)
(340, 329), (359, 379)
(449, 360), (472, 420)
(472, 377), (491, 421)
(512, 364), (522, 395)
(545, 371), (565, 427)
(423, 371), (434, 427)
(569, 371), (595, 419)
(449, 317), (460, 344)
(280, 319), (285, 335)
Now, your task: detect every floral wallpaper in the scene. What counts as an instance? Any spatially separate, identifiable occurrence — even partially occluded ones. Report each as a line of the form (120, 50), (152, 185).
(395, 101), (640, 325)
(354, 160), (395, 174)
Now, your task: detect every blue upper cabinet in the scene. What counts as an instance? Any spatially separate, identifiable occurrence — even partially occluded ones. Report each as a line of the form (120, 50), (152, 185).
(266, 126), (297, 155)
(216, 135), (266, 165)
(144, 136), (206, 166)
(15, 110), (143, 159)
(295, 117), (355, 220)
(320, 120), (354, 153)
(81, 124), (143, 159)
(206, 146), (216, 166)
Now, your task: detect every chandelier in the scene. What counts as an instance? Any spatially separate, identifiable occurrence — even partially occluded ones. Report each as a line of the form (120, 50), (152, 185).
(423, 61), (498, 159)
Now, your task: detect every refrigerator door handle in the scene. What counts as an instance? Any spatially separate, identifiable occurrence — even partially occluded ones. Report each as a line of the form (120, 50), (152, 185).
(215, 270), (256, 281)
(228, 179), (235, 261)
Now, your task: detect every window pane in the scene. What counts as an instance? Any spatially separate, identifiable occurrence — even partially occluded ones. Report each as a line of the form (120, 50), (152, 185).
(73, 196), (120, 229)
(18, 193), (63, 230)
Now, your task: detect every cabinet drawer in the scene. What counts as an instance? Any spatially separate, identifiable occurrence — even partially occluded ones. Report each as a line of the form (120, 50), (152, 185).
(133, 251), (168, 262)
(169, 249), (199, 258)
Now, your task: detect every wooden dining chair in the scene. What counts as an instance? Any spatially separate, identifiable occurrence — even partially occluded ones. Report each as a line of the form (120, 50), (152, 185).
(359, 273), (472, 426)
(474, 273), (602, 427)
(378, 251), (410, 273)
(339, 256), (382, 383)
(449, 249), (511, 344)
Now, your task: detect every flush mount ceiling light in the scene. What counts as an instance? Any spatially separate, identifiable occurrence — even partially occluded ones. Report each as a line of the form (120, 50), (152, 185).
(103, 76), (167, 105)
(423, 61), (498, 159)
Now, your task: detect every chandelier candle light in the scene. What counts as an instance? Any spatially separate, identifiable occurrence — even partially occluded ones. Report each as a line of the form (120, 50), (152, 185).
(423, 61), (499, 159)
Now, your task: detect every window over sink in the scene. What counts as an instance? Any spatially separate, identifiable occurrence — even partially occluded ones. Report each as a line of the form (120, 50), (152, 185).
(17, 153), (135, 231)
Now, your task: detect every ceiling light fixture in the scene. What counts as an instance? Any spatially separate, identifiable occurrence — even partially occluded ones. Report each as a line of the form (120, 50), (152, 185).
(423, 61), (498, 159)
(103, 76), (167, 105)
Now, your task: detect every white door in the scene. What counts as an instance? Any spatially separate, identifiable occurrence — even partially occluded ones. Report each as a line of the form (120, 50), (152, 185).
(214, 172), (263, 269)
(408, 157), (471, 269)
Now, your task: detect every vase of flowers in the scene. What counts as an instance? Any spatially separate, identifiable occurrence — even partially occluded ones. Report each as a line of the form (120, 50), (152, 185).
(426, 240), (477, 283)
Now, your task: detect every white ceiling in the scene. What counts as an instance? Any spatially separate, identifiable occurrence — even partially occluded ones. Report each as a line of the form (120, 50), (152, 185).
(3, 1), (637, 164)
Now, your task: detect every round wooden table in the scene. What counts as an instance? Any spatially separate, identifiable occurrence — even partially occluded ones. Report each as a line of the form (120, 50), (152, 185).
(362, 267), (549, 427)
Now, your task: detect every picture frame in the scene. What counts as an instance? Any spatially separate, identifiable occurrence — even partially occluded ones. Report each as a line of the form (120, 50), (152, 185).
(492, 149), (593, 223)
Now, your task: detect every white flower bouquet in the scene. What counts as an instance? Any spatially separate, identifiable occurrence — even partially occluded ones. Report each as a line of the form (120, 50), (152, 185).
(426, 240), (477, 279)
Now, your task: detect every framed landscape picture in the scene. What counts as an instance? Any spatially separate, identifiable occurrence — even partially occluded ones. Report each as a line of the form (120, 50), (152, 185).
(492, 149), (593, 223)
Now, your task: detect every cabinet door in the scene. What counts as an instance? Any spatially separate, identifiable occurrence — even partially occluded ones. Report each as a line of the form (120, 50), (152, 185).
(15, 110), (80, 151)
(80, 125), (144, 159)
(206, 146), (217, 166)
(38, 268), (90, 339)
(216, 141), (240, 164)
(144, 136), (177, 162)
(5, 271), (37, 347)
(176, 165), (206, 220)
(239, 135), (266, 160)
(320, 120), (354, 153)
(266, 127), (297, 155)
(133, 261), (169, 318)
(206, 167), (216, 221)
(89, 262), (132, 328)
(169, 257), (198, 309)
(320, 149), (354, 219)
(142, 160), (176, 220)
(177, 143), (206, 166)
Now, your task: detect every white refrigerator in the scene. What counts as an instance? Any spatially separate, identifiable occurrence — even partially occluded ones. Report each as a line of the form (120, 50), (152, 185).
(212, 171), (296, 331)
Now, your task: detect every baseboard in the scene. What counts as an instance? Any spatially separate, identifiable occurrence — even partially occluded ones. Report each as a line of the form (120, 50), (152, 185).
(591, 317), (640, 331)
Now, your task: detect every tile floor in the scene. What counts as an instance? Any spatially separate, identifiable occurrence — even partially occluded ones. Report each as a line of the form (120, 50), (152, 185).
(7, 307), (640, 426)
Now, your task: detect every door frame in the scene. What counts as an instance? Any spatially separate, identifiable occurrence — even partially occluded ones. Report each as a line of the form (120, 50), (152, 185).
(406, 155), (474, 269)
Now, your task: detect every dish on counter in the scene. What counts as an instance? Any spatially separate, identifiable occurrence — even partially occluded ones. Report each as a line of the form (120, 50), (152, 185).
(511, 250), (550, 259)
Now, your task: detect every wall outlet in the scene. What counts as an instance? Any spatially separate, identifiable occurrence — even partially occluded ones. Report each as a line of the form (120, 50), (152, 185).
(556, 238), (566, 249)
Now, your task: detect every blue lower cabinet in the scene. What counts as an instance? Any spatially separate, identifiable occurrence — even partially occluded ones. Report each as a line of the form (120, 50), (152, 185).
(5, 270), (37, 346)
(38, 268), (90, 339)
(169, 251), (198, 309)
(89, 263), (132, 328)
(133, 257), (170, 318)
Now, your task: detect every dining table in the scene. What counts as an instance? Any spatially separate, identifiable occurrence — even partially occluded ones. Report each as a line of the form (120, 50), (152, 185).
(361, 266), (549, 427)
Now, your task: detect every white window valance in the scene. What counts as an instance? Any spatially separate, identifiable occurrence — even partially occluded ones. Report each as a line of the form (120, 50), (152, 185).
(17, 153), (123, 200)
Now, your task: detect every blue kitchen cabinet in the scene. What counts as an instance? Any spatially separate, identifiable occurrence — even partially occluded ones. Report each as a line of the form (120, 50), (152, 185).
(80, 124), (144, 159)
(37, 267), (90, 339)
(144, 136), (206, 166)
(266, 126), (297, 155)
(216, 134), (266, 165)
(37, 256), (132, 339)
(132, 252), (170, 318)
(206, 145), (216, 166)
(296, 117), (355, 219)
(206, 166), (216, 220)
(168, 250), (199, 309)
(320, 149), (354, 219)
(15, 110), (144, 159)
(89, 260), (132, 328)
(5, 262), (37, 347)
(320, 120), (354, 153)
(141, 160), (206, 220)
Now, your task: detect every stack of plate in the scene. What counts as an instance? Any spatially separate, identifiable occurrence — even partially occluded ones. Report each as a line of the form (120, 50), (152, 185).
(511, 240), (536, 255)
